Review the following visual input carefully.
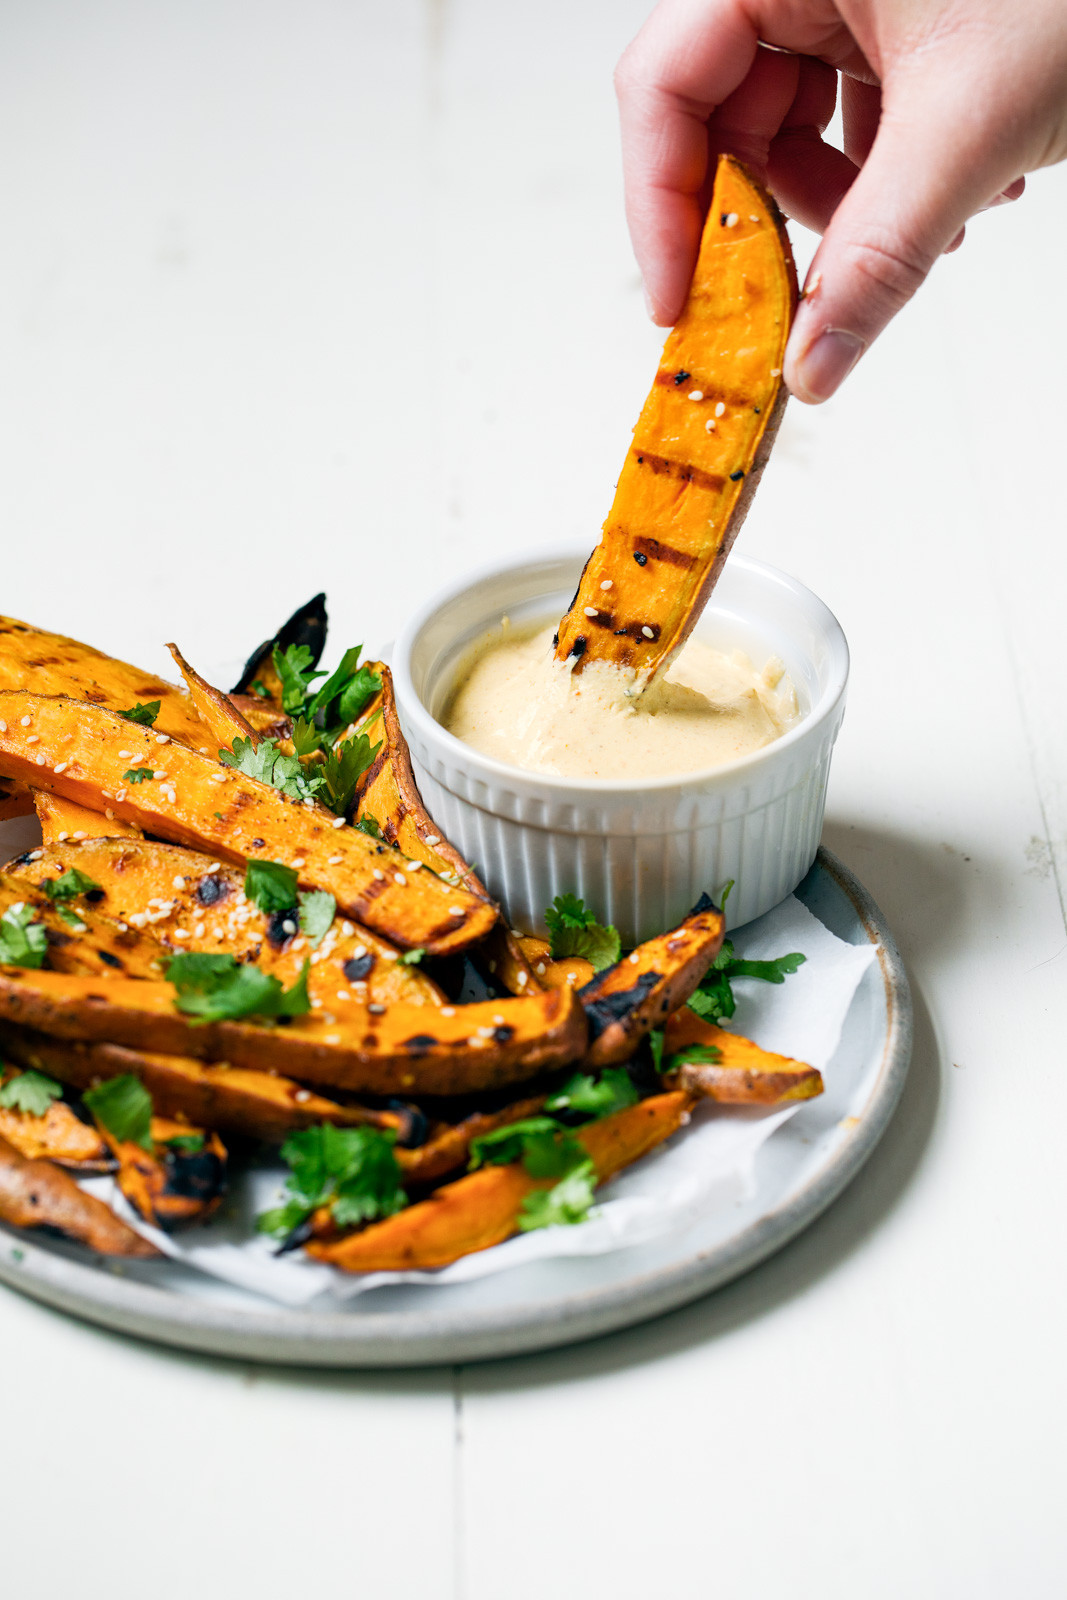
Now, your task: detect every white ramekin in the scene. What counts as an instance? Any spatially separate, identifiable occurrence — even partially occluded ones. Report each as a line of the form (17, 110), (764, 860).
(393, 547), (848, 944)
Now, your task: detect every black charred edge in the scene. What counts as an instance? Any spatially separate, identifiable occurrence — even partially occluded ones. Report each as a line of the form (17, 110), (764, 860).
(274, 1218), (314, 1256)
(97, 949), (122, 969)
(197, 873), (228, 906)
(342, 952), (375, 982)
(578, 971), (661, 1041)
(160, 1146), (227, 1210)
(569, 636), (587, 661)
(265, 907), (298, 950)
(689, 891), (720, 917)
(403, 1033), (440, 1055)
(387, 1099), (430, 1149)
(231, 592), (329, 694)
(83, 887), (105, 904)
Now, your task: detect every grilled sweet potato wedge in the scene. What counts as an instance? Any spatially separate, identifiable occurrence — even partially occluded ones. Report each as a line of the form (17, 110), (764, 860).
(0, 692), (497, 957)
(92, 1114), (227, 1233)
(580, 897), (725, 1067)
(167, 643), (259, 754)
(353, 666), (539, 998)
(0, 966), (588, 1097)
(0, 780), (32, 822)
(0, 1067), (110, 1169)
(0, 869), (167, 981)
(0, 1133), (158, 1256)
(309, 1091), (689, 1271)
(34, 789), (143, 843)
(396, 1095), (549, 1188)
(555, 157), (797, 680)
(663, 1008), (823, 1104)
(0, 1026), (404, 1143)
(9, 838), (445, 1010)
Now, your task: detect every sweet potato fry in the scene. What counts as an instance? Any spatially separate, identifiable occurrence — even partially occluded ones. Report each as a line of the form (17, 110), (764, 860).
(33, 789), (142, 842)
(0, 869), (167, 981)
(0, 1026), (404, 1143)
(167, 643), (259, 754)
(580, 897), (725, 1067)
(309, 1091), (689, 1271)
(0, 1133), (159, 1256)
(0, 967), (589, 1097)
(663, 1007), (823, 1104)
(93, 1114), (227, 1233)
(9, 838), (445, 1010)
(0, 692), (496, 957)
(0, 1067), (110, 1169)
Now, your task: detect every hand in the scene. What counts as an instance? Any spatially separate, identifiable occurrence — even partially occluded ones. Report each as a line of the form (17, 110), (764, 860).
(615, 0), (1067, 401)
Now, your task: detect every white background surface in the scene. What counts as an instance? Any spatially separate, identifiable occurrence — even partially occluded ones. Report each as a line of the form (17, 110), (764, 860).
(1, 3), (1065, 1596)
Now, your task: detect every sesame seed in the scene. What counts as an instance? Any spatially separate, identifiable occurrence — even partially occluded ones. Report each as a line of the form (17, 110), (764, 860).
(373, 869), (385, 881)
(172, 876), (186, 890)
(209, 774), (225, 783)
(57, 831), (69, 842)
(382, 950), (398, 962)
(517, 971), (528, 986)
(172, 928), (189, 940)
(26, 735), (39, 745)
(72, 831), (87, 841)
(291, 857), (306, 868)
(328, 853), (343, 865)
(332, 816), (346, 829)
(116, 789), (127, 803)
(492, 1014), (506, 1026)
(715, 401), (725, 417)
(19, 716), (31, 728)
(407, 859), (423, 871)
(0, 721), (5, 733)
(771, 367), (781, 377)
(116, 922), (128, 933)
(105, 808), (114, 820)
(725, 212), (739, 226)
(629, 952), (639, 963)
(342, 923), (355, 938)
(368, 1003), (386, 1015)
(155, 733), (169, 745)
(26, 852), (42, 862)
(152, 770), (167, 780)
(749, 213), (759, 221)
(282, 919), (297, 935)
(600, 579), (613, 591)
(583, 606), (598, 617)
(688, 389), (704, 401)
(60, 733), (73, 744)
(206, 863), (221, 872)
(303, 798), (315, 808)
(441, 1006), (456, 1018)
(101, 791), (112, 801)
(425, 834), (440, 847)
(488, 959), (497, 973)
(165, 789), (177, 804)
(310, 998), (323, 1009)
(535, 962), (546, 975)
(34, 754), (45, 766)
(336, 990), (350, 1002)
(705, 420), (716, 432)
(641, 625), (655, 639)
(117, 750), (133, 760)
(323, 1013), (336, 1025)
(322, 1035), (341, 1045)
(448, 906), (464, 917)
(350, 942), (366, 958)
(294, 1089), (311, 1104)
(194, 923), (206, 938)
(54, 761), (68, 774)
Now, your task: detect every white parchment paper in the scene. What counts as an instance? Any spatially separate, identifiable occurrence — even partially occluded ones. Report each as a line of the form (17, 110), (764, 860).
(82, 895), (875, 1307)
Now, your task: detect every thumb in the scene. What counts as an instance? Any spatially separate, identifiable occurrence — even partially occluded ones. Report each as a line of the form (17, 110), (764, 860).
(784, 85), (1015, 403)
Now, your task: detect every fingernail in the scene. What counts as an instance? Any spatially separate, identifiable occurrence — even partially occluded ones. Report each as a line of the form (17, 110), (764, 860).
(795, 329), (865, 402)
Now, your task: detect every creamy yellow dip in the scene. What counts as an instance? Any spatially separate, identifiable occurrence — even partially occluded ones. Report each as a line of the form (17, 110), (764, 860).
(443, 620), (799, 781)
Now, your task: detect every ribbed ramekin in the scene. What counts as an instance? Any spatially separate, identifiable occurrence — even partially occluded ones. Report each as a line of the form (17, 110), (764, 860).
(393, 547), (848, 945)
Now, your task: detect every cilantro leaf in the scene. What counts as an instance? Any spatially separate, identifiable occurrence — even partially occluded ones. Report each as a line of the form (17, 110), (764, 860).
(245, 859), (298, 914)
(543, 894), (621, 971)
(0, 1069), (63, 1117)
(249, 680), (270, 699)
(545, 1068), (638, 1120)
(0, 904), (48, 968)
(355, 814), (381, 840)
(117, 700), (160, 727)
(298, 890), (335, 948)
(167, 951), (311, 1022)
(123, 766), (155, 784)
(164, 1132), (206, 1154)
(318, 733), (380, 816)
(667, 1041), (722, 1070)
(397, 947), (424, 966)
(648, 1028), (665, 1073)
(727, 953), (806, 983)
(43, 867), (101, 903)
(218, 736), (323, 803)
(687, 966), (736, 1022)
(468, 1116), (561, 1170)
(272, 643), (324, 716)
(689, 938), (806, 1022)
(518, 1159), (597, 1232)
(257, 1123), (406, 1241)
(336, 664), (381, 727)
(290, 716), (322, 757)
(305, 646), (364, 724)
(57, 906), (88, 931)
(84, 1074), (154, 1151)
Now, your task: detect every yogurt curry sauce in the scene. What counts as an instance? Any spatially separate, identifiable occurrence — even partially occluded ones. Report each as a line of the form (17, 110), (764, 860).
(443, 618), (799, 782)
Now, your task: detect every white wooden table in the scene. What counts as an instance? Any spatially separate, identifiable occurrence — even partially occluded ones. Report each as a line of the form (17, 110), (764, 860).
(1, 5), (1065, 1596)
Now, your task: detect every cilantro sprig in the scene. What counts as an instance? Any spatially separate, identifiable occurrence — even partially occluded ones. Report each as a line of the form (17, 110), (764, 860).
(123, 766), (155, 784)
(84, 1073), (154, 1151)
(116, 700), (161, 727)
(166, 951), (310, 1023)
(271, 642), (381, 746)
(0, 1068), (63, 1117)
(257, 1124), (406, 1243)
(43, 867), (101, 903)
(218, 731), (379, 817)
(242, 862), (335, 947)
(0, 904), (48, 968)
(544, 893), (621, 972)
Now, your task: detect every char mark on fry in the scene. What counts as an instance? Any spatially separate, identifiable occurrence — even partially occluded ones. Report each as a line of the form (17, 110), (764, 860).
(579, 971), (661, 1040)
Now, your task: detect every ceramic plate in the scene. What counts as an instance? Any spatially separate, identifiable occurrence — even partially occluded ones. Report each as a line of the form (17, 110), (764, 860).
(0, 844), (911, 1366)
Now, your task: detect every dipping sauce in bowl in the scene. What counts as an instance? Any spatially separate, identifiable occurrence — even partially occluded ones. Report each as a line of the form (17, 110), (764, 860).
(443, 620), (799, 781)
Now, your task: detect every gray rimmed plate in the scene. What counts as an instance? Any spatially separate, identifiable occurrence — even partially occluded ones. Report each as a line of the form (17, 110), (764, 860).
(0, 847), (911, 1366)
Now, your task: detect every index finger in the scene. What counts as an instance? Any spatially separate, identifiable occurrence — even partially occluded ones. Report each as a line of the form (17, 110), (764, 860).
(615, 0), (759, 323)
